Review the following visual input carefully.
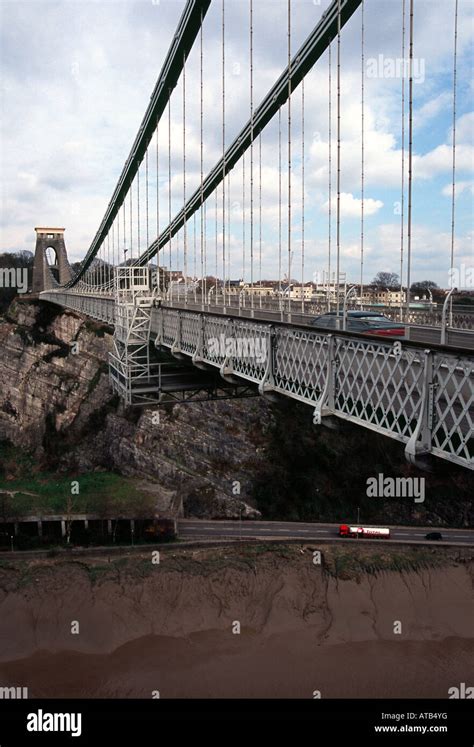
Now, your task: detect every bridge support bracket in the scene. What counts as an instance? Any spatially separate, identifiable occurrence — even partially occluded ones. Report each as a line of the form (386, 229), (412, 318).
(192, 313), (205, 366)
(219, 318), (237, 382)
(171, 310), (182, 357)
(313, 335), (337, 426)
(154, 309), (164, 348)
(405, 349), (435, 466)
(258, 325), (276, 396)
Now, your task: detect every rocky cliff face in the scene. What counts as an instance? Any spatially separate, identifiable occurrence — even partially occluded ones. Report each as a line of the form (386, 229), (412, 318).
(0, 300), (269, 518)
(0, 301), (112, 458)
(0, 299), (472, 524)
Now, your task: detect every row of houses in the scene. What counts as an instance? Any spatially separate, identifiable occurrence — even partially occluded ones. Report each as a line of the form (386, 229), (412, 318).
(158, 269), (409, 307)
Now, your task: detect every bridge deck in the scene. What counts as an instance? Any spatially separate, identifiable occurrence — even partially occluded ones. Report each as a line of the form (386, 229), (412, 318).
(40, 291), (474, 471)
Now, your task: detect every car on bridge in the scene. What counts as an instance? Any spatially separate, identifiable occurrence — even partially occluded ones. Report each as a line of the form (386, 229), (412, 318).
(310, 311), (406, 338)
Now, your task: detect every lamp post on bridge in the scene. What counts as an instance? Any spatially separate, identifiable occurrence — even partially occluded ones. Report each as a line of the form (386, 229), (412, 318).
(342, 285), (358, 331)
(238, 289), (246, 316)
(287, 250), (294, 321)
(441, 286), (457, 345)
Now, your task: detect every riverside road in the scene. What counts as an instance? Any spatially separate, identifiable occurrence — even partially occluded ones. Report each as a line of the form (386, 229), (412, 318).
(178, 519), (474, 546)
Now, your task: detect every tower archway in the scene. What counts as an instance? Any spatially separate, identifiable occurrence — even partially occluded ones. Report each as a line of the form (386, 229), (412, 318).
(32, 228), (72, 293)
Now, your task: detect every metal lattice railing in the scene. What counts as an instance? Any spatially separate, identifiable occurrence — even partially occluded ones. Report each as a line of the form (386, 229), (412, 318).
(431, 353), (473, 463)
(40, 291), (474, 470)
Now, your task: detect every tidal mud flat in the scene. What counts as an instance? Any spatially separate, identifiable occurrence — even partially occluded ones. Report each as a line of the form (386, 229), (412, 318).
(0, 544), (472, 698)
(1, 634), (472, 699)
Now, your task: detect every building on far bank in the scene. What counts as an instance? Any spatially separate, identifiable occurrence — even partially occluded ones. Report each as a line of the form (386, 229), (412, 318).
(358, 286), (406, 307)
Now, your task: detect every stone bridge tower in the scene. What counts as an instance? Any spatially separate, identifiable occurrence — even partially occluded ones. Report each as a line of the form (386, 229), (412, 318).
(32, 227), (72, 293)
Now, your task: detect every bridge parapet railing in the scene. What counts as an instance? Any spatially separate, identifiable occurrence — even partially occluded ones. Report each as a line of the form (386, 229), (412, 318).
(38, 294), (473, 470)
(220, 318), (270, 383)
(157, 308), (179, 349)
(272, 326), (329, 402)
(180, 312), (202, 356)
(151, 308), (472, 470)
(431, 352), (473, 465)
(200, 315), (229, 366)
(40, 291), (115, 325)
(332, 338), (425, 441)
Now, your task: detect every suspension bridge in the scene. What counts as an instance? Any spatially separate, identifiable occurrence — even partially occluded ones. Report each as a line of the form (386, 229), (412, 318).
(28, 0), (472, 470)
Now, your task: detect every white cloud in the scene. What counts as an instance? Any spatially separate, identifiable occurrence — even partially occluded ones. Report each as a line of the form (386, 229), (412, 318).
(0, 0), (472, 284)
(414, 92), (452, 130)
(321, 192), (383, 218)
(414, 143), (474, 179)
(373, 222), (473, 287)
(441, 180), (474, 197)
(449, 111), (474, 145)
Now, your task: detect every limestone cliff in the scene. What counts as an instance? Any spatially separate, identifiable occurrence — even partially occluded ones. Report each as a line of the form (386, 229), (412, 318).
(0, 300), (268, 518)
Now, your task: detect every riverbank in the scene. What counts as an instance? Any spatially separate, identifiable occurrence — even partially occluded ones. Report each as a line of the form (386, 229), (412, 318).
(0, 543), (472, 697)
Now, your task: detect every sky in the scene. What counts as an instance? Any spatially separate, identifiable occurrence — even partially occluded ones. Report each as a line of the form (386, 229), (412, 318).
(0, 0), (473, 288)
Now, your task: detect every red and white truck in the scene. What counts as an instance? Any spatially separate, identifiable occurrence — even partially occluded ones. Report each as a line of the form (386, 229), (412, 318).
(339, 524), (390, 539)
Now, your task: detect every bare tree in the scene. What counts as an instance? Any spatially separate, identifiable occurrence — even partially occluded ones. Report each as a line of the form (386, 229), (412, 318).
(410, 280), (439, 292)
(371, 272), (400, 288)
